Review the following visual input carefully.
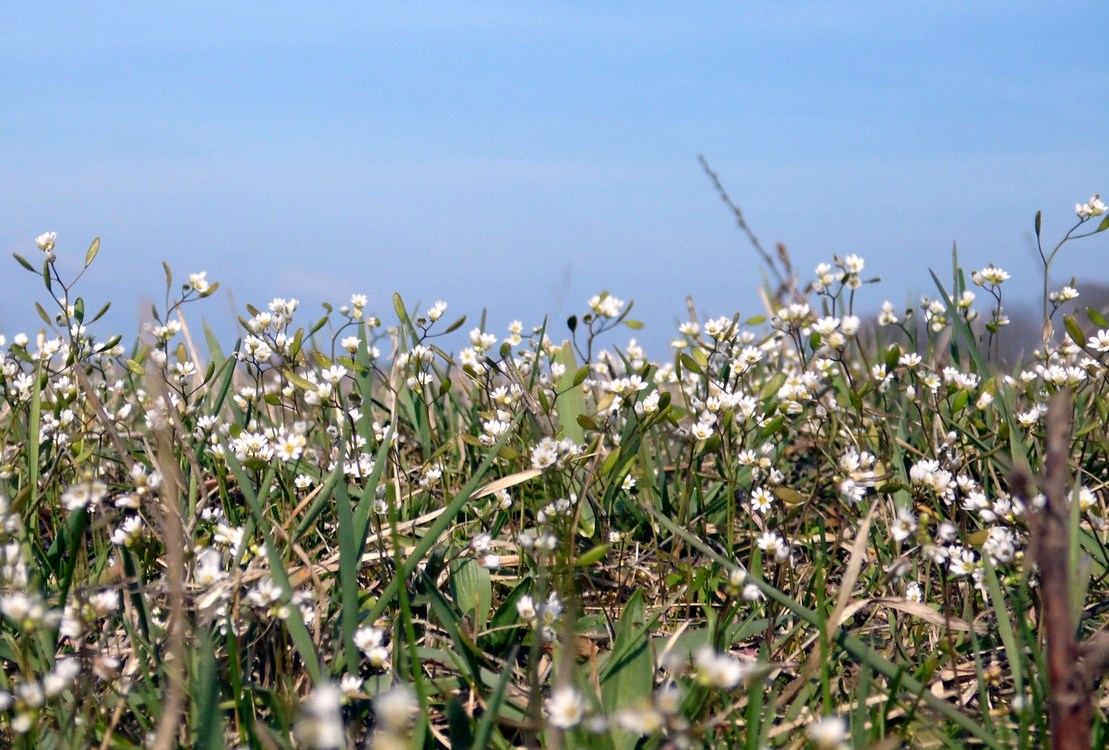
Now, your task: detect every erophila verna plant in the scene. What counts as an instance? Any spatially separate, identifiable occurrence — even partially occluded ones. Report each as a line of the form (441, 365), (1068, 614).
(0, 192), (1107, 750)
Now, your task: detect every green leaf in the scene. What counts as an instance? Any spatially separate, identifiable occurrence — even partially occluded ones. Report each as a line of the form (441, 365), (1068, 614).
(443, 315), (467, 334)
(981, 559), (1025, 700)
(450, 558), (493, 634)
(756, 415), (784, 441)
(576, 414), (598, 431)
(1099, 213), (1109, 233)
(601, 589), (653, 750)
(772, 487), (807, 506)
(89, 300), (111, 324)
(84, 237), (100, 267)
(12, 253), (35, 273)
(678, 352), (703, 376)
(480, 578), (532, 654)
(1086, 306), (1109, 329)
(283, 369), (316, 391)
(393, 292), (408, 323)
(192, 628), (225, 750)
(289, 328), (305, 360)
(759, 372), (786, 401)
(96, 335), (122, 354)
(884, 344), (900, 371)
(623, 319), (643, 330)
(470, 645), (519, 750)
(554, 343), (587, 445)
(35, 302), (52, 326)
(1034, 209), (1042, 239)
(446, 697), (475, 750)
(1063, 314), (1085, 348)
(576, 543), (609, 567)
(365, 417), (520, 626)
(222, 457), (322, 684)
(126, 359), (146, 376)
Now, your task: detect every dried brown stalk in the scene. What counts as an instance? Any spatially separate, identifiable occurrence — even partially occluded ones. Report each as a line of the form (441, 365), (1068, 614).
(1013, 389), (1109, 749)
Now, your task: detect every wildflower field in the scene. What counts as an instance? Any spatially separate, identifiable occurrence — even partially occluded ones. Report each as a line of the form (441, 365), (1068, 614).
(2, 194), (1109, 749)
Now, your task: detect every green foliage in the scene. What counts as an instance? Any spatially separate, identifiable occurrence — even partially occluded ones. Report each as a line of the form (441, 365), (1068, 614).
(0, 202), (1106, 748)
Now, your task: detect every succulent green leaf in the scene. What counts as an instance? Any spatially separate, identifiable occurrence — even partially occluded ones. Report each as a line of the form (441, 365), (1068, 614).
(678, 352), (703, 375)
(12, 253), (35, 273)
(84, 237), (100, 268)
(1087, 306), (1109, 329)
(1063, 314), (1085, 348)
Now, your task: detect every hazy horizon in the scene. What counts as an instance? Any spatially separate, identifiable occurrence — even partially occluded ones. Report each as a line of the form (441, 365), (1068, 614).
(2, 2), (1107, 354)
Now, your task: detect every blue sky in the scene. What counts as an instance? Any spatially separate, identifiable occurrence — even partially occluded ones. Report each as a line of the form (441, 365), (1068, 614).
(2, 2), (1107, 352)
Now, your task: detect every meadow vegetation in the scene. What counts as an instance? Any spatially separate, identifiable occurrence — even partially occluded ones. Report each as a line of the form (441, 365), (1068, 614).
(1, 193), (1109, 748)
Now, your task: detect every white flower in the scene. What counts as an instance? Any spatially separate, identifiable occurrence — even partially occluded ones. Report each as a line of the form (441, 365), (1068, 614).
(353, 625), (383, 652)
(807, 715), (848, 749)
(194, 548), (225, 586)
(690, 420), (714, 441)
(426, 300), (448, 322)
(339, 674), (362, 698)
(320, 365), (347, 384)
(757, 530), (789, 562)
(1076, 194), (1107, 220)
(61, 479), (109, 513)
(43, 657), (80, 697)
(516, 595), (537, 624)
(295, 682), (345, 749)
(615, 705), (664, 735)
(1051, 285), (1079, 303)
(36, 231), (57, 251)
(694, 646), (751, 689)
(750, 487), (774, 514)
(545, 686), (585, 729)
(375, 683), (416, 734)
(878, 300), (899, 326)
(110, 516), (144, 547)
(354, 624), (390, 667)
(188, 272), (211, 294)
(1090, 330), (1109, 353)
(588, 293), (625, 319)
(742, 583), (764, 601)
(972, 265), (1010, 287)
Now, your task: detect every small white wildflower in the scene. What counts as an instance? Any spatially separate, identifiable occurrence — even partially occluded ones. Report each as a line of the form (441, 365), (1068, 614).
(295, 682), (345, 749)
(426, 300), (448, 322)
(1076, 194), (1107, 220)
(375, 683), (417, 734)
(693, 646), (751, 689)
(36, 231), (57, 251)
(545, 686), (585, 729)
(807, 715), (849, 750)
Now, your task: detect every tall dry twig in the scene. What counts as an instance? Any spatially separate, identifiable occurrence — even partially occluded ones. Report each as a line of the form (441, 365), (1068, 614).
(147, 395), (189, 749)
(698, 155), (807, 307)
(1013, 389), (1109, 749)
